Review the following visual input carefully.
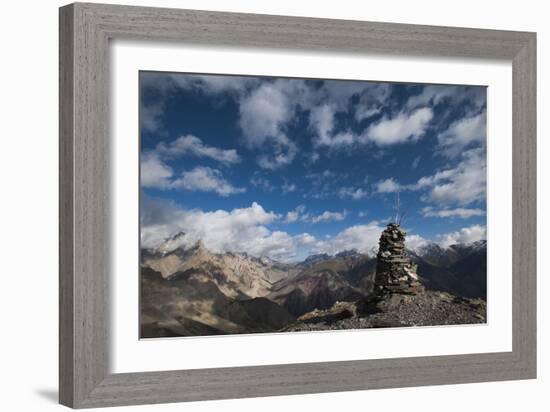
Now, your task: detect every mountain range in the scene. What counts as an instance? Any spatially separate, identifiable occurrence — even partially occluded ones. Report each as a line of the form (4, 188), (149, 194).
(140, 233), (486, 337)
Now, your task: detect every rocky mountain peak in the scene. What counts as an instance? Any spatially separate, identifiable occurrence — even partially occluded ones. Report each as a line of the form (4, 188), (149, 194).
(298, 253), (331, 267)
(335, 249), (361, 259)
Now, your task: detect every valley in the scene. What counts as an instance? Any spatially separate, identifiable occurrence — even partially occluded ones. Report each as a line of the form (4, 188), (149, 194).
(140, 231), (487, 338)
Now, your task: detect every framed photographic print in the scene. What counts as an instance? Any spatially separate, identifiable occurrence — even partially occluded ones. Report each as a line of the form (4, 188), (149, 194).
(59, 2), (536, 408)
(138, 72), (489, 338)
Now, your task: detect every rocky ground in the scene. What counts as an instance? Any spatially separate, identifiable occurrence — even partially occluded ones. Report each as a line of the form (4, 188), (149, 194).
(284, 290), (487, 332)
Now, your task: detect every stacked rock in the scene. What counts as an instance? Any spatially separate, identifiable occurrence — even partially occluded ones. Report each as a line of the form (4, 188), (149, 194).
(374, 223), (424, 295)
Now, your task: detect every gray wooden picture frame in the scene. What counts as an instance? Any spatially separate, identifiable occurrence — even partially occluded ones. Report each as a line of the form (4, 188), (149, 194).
(59, 2), (536, 409)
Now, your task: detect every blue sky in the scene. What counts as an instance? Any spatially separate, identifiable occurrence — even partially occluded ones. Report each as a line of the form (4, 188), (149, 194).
(140, 72), (487, 262)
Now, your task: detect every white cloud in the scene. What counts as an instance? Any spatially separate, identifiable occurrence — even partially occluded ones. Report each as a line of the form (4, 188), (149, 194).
(354, 83), (392, 121)
(309, 210), (347, 224)
(140, 134), (245, 194)
(285, 205), (307, 223)
(370, 149), (487, 207)
(421, 148), (486, 205)
(309, 104), (335, 145)
(421, 206), (485, 219)
(140, 154), (173, 188)
(411, 156), (421, 169)
(406, 85), (458, 110)
(312, 222), (384, 256)
(156, 135), (241, 165)
(237, 81), (298, 169)
(168, 73), (257, 96)
(437, 112), (486, 158)
(140, 102), (164, 133)
(140, 157), (244, 197)
(170, 166), (245, 196)
(141, 200), (326, 262)
(250, 174), (275, 192)
(338, 187), (368, 200)
(141, 201), (296, 259)
(283, 205), (346, 224)
(311, 222), (429, 255)
(239, 82), (292, 145)
(374, 178), (402, 193)
(308, 104), (357, 148)
(406, 85), (486, 114)
(256, 145), (297, 170)
(308, 84), (394, 148)
(281, 182), (296, 194)
(365, 107), (433, 145)
(144, 74), (298, 170)
(285, 211), (299, 223)
(406, 234), (430, 253)
(142, 197), (433, 262)
(437, 224), (487, 248)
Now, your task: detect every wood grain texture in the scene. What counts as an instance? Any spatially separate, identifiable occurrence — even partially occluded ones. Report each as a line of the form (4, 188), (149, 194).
(58, 2), (537, 408)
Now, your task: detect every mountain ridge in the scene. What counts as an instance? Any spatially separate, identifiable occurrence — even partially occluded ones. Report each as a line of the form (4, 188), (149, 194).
(140, 236), (486, 337)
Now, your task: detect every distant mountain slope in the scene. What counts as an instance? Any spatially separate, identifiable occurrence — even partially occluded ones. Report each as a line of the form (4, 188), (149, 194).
(142, 240), (297, 299)
(409, 240), (487, 299)
(268, 250), (373, 317)
(140, 266), (295, 338)
(140, 236), (486, 337)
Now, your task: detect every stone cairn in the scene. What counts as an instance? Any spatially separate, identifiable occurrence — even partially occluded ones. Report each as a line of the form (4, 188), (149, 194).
(374, 223), (424, 295)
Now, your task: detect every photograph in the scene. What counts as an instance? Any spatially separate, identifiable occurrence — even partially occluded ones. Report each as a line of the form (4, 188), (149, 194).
(139, 72), (488, 338)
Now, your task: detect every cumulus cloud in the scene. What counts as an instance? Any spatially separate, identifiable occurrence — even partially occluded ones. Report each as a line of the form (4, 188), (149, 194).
(143, 73), (297, 169)
(309, 210), (347, 224)
(338, 187), (368, 200)
(239, 82), (292, 145)
(284, 205), (306, 223)
(170, 166), (245, 196)
(437, 224), (487, 248)
(284, 205), (346, 224)
(140, 157), (245, 197)
(307, 83), (392, 149)
(308, 104), (357, 148)
(237, 81), (299, 169)
(406, 234), (430, 253)
(141, 197), (432, 262)
(309, 104), (336, 146)
(281, 182), (296, 194)
(406, 85), (459, 110)
(171, 74), (258, 95)
(354, 83), (393, 121)
(421, 206), (485, 219)
(374, 178), (402, 193)
(420, 148), (486, 205)
(250, 174), (275, 192)
(140, 154), (173, 188)
(437, 112), (486, 158)
(256, 145), (297, 170)
(140, 134), (245, 196)
(406, 85), (486, 114)
(140, 102), (164, 133)
(141, 201), (294, 259)
(156, 135), (241, 165)
(141, 199), (342, 261)
(366, 107), (433, 145)
(311, 222), (384, 255)
(312, 222), (429, 256)
(143, 73), (257, 96)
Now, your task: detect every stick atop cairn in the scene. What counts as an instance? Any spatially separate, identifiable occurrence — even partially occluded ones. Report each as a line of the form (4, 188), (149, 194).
(374, 223), (424, 295)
